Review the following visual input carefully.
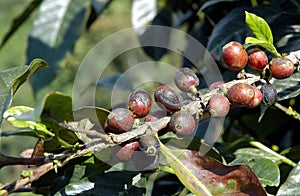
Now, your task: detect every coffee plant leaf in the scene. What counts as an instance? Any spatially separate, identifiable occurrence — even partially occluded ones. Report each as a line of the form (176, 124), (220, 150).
(0, 58), (47, 126)
(273, 72), (300, 101)
(277, 161), (300, 196)
(245, 11), (273, 43)
(3, 106), (54, 139)
(161, 145), (266, 195)
(231, 148), (280, 187)
(27, 0), (87, 93)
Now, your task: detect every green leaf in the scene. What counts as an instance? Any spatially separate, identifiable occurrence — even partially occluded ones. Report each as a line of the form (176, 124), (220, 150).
(33, 92), (78, 151)
(245, 11), (273, 43)
(277, 161), (300, 195)
(0, 0), (43, 49)
(3, 106), (54, 139)
(0, 59), (47, 127)
(160, 143), (266, 195)
(231, 148), (280, 187)
(27, 0), (87, 93)
(273, 72), (300, 101)
(245, 36), (280, 56)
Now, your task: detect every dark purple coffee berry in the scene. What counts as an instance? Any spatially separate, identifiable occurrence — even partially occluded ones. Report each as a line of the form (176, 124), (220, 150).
(106, 108), (134, 133)
(248, 48), (268, 72)
(269, 57), (294, 79)
(114, 140), (140, 162)
(248, 86), (262, 108)
(261, 84), (277, 105)
(154, 85), (181, 112)
(139, 134), (160, 156)
(227, 83), (255, 106)
(208, 94), (230, 118)
(169, 110), (195, 136)
(222, 41), (248, 71)
(128, 89), (152, 118)
(174, 67), (199, 92)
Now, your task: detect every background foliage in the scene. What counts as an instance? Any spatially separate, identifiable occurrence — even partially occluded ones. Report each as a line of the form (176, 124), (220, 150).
(0, 0), (300, 195)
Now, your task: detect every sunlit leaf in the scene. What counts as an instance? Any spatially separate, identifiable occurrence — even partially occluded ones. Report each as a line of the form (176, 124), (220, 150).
(131, 0), (157, 35)
(3, 106), (54, 139)
(245, 11), (273, 43)
(245, 36), (280, 56)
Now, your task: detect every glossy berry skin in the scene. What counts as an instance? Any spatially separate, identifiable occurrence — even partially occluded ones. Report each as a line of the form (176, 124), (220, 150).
(154, 85), (181, 112)
(222, 41), (248, 71)
(248, 48), (268, 71)
(227, 83), (255, 106)
(261, 84), (277, 105)
(139, 134), (160, 156)
(248, 86), (262, 108)
(208, 94), (230, 118)
(169, 110), (195, 136)
(106, 108), (134, 133)
(128, 89), (152, 118)
(174, 67), (199, 92)
(269, 57), (294, 79)
(114, 140), (140, 162)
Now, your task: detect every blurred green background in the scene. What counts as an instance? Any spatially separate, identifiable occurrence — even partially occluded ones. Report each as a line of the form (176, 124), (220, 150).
(0, 0), (134, 191)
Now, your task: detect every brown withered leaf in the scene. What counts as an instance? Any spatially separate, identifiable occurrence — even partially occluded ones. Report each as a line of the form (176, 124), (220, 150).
(165, 148), (267, 196)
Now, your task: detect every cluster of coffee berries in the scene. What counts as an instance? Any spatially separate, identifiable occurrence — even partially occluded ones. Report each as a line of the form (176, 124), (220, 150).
(104, 68), (201, 163)
(222, 41), (295, 79)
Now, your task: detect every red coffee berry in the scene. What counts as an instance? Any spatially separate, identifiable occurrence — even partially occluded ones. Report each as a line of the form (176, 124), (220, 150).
(174, 67), (199, 92)
(128, 89), (152, 118)
(208, 94), (230, 118)
(227, 83), (255, 106)
(269, 57), (294, 79)
(261, 84), (277, 105)
(154, 85), (181, 112)
(114, 140), (140, 162)
(248, 48), (268, 71)
(248, 86), (262, 108)
(106, 108), (134, 133)
(169, 110), (195, 136)
(222, 41), (248, 71)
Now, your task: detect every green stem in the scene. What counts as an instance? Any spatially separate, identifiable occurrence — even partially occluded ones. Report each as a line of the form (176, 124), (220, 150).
(251, 0), (258, 7)
(274, 102), (300, 121)
(249, 141), (296, 167)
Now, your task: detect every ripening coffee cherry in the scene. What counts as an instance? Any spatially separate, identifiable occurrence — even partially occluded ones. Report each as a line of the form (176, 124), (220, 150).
(222, 41), (248, 71)
(114, 140), (140, 162)
(154, 85), (181, 112)
(174, 67), (199, 92)
(169, 110), (195, 136)
(261, 84), (277, 105)
(128, 89), (152, 118)
(269, 57), (294, 79)
(106, 108), (134, 133)
(248, 48), (268, 71)
(248, 86), (262, 108)
(227, 83), (255, 106)
(208, 94), (230, 118)
(139, 134), (160, 156)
